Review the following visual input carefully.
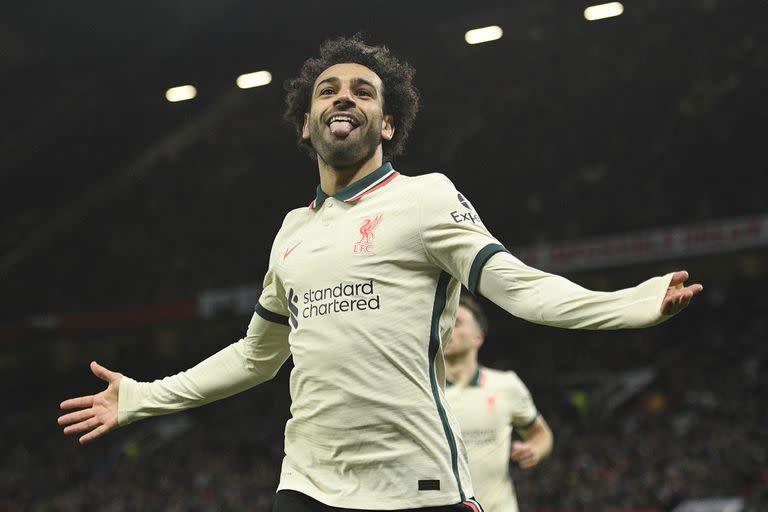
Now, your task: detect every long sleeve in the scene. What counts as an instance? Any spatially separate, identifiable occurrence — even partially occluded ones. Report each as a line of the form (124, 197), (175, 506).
(477, 251), (674, 329)
(118, 310), (290, 426)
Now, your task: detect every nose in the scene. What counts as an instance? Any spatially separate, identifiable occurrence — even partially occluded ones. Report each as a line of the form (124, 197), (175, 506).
(333, 87), (355, 107)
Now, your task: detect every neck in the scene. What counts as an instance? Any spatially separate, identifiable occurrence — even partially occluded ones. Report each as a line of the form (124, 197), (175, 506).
(444, 352), (479, 385)
(317, 146), (385, 196)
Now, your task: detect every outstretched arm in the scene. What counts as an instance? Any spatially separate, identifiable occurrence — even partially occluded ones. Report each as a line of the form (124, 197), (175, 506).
(477, 251), (702, 329)
(511, 415), (553, 470)
(58, 311), (290, 444)
(414, 174), (701, 327)
(58, 361), (122, 444)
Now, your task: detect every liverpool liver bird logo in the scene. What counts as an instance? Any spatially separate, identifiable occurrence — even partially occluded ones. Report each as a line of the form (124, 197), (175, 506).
(354, 214), (383, 254)
(358, 214), (382, 244)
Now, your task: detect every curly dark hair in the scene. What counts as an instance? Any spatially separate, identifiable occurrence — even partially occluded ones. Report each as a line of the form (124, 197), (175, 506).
(283, 34), (420, 161)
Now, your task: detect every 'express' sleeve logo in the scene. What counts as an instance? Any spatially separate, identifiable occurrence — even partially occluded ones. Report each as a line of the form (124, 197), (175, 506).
(450, 192), (482, 224)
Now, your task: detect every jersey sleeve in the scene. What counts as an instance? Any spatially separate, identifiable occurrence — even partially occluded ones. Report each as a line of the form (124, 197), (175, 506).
(118, 312), (290, 425)
(118, 222), (293, 426)
(506, 372), (539, 428)
(255, 265), (290, 323)
(477, 251), (674, 329)
(418, 174), (508, 292)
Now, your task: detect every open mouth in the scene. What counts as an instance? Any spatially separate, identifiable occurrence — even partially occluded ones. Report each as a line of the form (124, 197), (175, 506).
(326, 113), (360, 138)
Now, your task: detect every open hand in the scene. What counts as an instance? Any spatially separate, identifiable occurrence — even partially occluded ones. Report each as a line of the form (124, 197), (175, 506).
(58, 361), (123, 444)
(661, 270), (703, 315)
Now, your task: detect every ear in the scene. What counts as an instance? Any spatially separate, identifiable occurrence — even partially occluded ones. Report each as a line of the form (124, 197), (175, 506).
(473, 333), (485, 350)
(381, 114), (395, 141)
(301, 113), (310, 140)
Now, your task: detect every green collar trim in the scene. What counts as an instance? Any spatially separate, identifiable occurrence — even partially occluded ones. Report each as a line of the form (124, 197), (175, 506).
(446, 366), (483, 387)
(469, 366), (483, 386)
(311, 162), (395, 208)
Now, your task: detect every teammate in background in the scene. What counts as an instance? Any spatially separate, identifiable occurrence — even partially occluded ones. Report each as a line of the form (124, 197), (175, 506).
(445, 293), (553, 512)
(59, 35), (702, 512)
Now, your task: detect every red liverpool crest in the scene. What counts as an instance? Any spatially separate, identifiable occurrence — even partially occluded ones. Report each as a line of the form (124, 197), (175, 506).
(354, 214), (382, 254)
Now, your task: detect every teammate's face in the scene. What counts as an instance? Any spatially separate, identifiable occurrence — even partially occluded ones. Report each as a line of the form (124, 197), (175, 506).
(302, 63), (394, 168)
(445, 305), (483, 357)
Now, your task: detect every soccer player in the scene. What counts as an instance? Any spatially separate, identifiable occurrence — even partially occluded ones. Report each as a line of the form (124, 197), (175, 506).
(445, 293), (553, 512)
(58, 35), (702, 512)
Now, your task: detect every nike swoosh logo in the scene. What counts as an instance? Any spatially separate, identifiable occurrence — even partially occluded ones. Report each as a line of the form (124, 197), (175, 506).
(283, 241), (302, 260)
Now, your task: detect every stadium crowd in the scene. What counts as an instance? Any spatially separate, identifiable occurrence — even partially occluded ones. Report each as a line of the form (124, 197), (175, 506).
(2, 278), (765, 511)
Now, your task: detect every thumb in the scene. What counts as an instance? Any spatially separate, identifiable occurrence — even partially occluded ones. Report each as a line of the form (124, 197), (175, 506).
(90, 361), (120, 383)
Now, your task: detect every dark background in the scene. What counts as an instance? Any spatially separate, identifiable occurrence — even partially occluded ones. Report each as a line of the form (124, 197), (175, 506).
(1, 1), (766, 511)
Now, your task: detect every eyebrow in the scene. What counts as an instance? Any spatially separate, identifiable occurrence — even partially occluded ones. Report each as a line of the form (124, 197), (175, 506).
(315, 77), (379, 95)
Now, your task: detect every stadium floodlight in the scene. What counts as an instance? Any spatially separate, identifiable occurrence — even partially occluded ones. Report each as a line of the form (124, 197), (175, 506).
(236, 70), (273, 89)
(464, 26), (503, 45)
(165, 85), (197, 102)
(584, 2), (624, 21)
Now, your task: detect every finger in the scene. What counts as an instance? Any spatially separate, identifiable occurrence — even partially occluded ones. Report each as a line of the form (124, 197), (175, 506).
(90, 361), (119, 383)
(671, 286), (701, 313)
(60, 396), (94, 410)
(63, 416), (101, 435)
(58, 409), (94, 426)
(663, 290), (688, 314)
(673, 292), (687, 308)
(665, 296), (684, 315)
(516, 454), (533, 468)
(669, 270), (689, 287)
(511, 447), (530, 460)
(80, 424), (111, 445)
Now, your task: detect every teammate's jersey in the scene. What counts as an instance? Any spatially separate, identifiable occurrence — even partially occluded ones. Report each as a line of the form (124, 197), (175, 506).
(445, 367), (538, 512)
(118, 163), (674, 510)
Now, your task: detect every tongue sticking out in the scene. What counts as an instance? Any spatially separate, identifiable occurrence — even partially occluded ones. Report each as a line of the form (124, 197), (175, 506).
(329, 120), (355, 138)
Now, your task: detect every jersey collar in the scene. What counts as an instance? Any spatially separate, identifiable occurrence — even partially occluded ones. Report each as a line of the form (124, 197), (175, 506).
(469, 366), (484, 386)
(446, 366), (484, 387)
(310, 162), (399, 209)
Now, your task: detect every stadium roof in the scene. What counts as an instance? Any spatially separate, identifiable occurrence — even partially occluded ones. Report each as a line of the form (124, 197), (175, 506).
(2, 0), (766, 318)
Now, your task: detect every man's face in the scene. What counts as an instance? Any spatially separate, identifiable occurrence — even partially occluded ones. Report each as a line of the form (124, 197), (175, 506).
(444, 305), (483, 357)
(302, 63), (394, 168)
